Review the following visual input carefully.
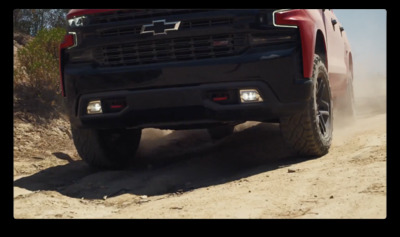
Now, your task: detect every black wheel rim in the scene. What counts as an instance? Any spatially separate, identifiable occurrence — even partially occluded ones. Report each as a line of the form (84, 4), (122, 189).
(316, 75), (331, 137)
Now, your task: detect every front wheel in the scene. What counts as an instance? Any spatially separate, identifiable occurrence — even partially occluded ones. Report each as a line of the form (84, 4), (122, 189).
(71, 126), (142, 169)
(280, 54), (333, 157)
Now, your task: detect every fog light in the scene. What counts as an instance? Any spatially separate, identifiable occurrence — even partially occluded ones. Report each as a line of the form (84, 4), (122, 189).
(239, 89), (263, 103)
(87, 100), (102, 114)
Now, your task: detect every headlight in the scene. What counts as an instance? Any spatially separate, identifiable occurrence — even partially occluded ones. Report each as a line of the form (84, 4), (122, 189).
(68, 16), (87, 27)
(273, 9), (298, 28)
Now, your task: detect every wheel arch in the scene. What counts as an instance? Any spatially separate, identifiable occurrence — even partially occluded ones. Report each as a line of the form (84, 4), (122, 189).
(315, 29), (328, 70)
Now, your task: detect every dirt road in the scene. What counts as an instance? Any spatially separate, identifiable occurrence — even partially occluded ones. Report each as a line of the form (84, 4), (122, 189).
(13, 96), (386, 219)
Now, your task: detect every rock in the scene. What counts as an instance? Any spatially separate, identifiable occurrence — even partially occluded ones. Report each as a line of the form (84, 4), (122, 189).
(170, 206), (183, 210)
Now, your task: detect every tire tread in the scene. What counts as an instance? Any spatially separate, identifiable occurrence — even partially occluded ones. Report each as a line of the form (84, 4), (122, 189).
(280, 54), (332, 157)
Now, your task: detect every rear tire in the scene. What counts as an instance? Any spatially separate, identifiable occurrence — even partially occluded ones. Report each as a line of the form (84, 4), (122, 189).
(280, 54), (333, 157)
(71, 126), (142, 169)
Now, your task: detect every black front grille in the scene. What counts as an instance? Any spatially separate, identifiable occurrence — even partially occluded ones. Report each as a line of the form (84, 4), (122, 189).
(98, 17), (233, 38)
(181, 18), (233, 29)
(94, 34), (247, 67)
(89, 9), (208, 25)
(99, 26), (142, 37)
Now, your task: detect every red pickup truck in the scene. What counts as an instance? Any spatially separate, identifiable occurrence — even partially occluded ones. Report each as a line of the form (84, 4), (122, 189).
(60, 9), (354, 169)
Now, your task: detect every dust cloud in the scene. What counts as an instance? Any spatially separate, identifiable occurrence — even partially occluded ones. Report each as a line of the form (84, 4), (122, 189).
(136, 70), (387, 162)
(333, 66), (386, 144)
(353, 73), (386, 117)
(136, 63), (386, 163)
(135, 128), (214, 168)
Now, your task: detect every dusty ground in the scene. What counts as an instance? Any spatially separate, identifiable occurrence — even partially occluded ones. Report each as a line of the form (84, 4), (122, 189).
(13, 94), (386, 219)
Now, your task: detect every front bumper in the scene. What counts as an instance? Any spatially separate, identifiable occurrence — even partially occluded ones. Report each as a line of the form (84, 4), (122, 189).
(64, 45), (312, 129)
(76, 80), (311, 129)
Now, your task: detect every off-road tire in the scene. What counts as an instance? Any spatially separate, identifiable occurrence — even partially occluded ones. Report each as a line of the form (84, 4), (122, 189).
(280, 54), (333, 157)
(207, 124), (234, 140)
(71, 126), (142, 169)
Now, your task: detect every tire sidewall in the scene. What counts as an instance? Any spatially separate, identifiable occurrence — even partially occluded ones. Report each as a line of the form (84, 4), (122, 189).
(310, 55), (333, 147)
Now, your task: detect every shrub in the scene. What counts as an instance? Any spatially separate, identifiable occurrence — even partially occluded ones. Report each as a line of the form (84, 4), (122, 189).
(14, 28), (66, 101)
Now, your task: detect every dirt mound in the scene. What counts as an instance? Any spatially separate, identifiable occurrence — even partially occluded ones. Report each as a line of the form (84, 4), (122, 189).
(13, 32), (32, 68)
(14, 115), (77, 177)
(13, 31), (74, 176)
(13, 32), (33, 46)
(13, 33), (66, 123)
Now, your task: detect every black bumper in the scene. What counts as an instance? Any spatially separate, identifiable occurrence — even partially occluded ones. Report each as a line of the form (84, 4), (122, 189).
(76, 81), (310, 129)
(61, 9), (313, 129)
(64, 46), (312, 129)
